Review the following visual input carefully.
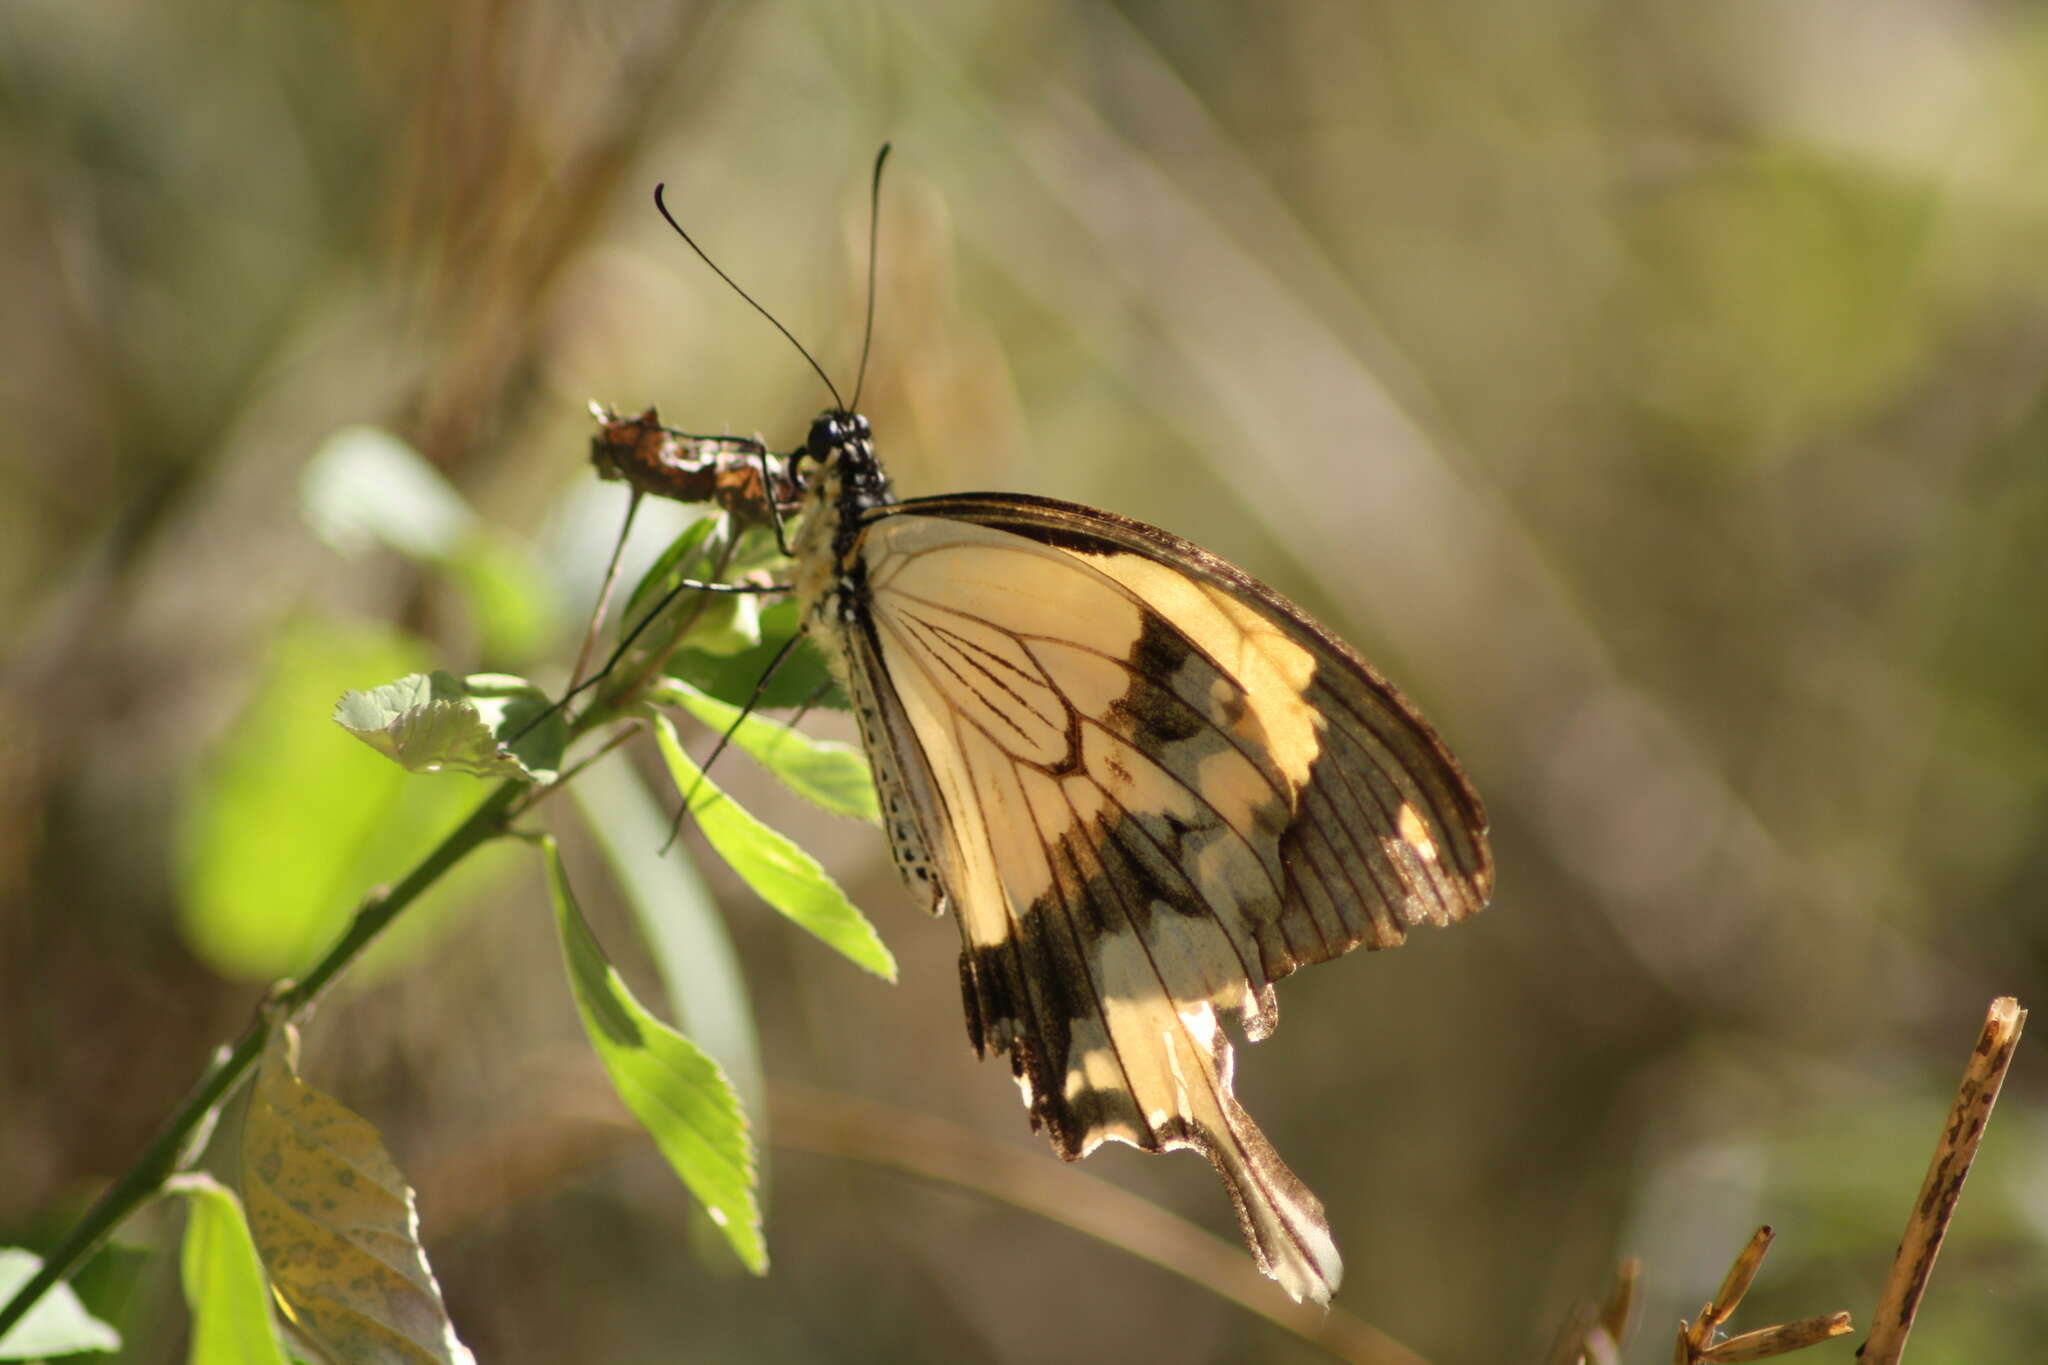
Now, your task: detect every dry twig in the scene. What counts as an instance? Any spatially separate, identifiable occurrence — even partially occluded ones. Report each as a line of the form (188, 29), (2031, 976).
(1859, 995), (2026, 1364)
(1673, 1226), (1851, 1363)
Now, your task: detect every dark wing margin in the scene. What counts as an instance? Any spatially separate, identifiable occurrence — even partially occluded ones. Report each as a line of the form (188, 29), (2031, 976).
(881, 490), (1494, 977)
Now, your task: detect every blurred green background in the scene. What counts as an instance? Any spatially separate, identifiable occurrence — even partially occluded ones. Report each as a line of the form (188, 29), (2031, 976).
(5, 1), (2047, 1361)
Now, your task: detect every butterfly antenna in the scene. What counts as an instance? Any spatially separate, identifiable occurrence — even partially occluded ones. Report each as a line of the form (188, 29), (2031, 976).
(847, 142), (891, 414)
(653, 184), (845, 411)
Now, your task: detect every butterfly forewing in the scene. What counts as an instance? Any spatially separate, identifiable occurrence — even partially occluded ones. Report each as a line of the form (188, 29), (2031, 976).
(800, 484), (1491, 1306)
(892, 492), (1493, 959)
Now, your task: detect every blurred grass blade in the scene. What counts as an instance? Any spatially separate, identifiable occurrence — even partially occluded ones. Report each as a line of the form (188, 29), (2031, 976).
(654, 679), (879, 823)
(443, 531), (562, 662)
(651, 714), (895, 981)
(0, 1249), (119, 1358)
(302, 426), (473, 561)
(541, 837), (767, 1274)
(241, 1028), (475, 1365)
(302, 426), (558, 658)
(164, 1175), (288, 1365)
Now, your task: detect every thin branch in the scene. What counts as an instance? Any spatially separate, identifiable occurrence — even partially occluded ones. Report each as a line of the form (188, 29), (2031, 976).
(1860, 995), (2027, 1365)
(0, 779), (526, 1340)
(1708, 1316), (1853, 1362)
(1672, 1227), (1851, 1364)
(568, 486), (644, 695)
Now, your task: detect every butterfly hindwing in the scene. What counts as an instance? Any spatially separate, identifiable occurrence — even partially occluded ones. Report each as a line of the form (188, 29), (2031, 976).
(815, 493), (1491, 1305)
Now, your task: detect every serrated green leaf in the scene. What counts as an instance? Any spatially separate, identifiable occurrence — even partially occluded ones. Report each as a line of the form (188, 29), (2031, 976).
(670, 597), (846, 711)
(334, 671), (544, 780)
(241, 1029), (474, 1365)
(164, 1175), (289, 1365)
(0, 1248), (120, 1358)
(652, 714), (894, 980)
(542, 838), (766, 1274)
(334, 671), (561, 782)
(654, 679), (877, 823)
(177, 617), (521, 981)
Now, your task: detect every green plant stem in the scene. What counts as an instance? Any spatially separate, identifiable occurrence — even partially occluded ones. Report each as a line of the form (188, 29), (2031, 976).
(1, 515), (747, 1339)
(0, 778), (526, 1342)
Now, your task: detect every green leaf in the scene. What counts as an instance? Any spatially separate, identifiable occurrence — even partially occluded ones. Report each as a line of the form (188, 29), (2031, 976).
(652, 714), (895, 981)
(459, 674), (567, 780)
(0, 1248), (120, 1357)
(542, 838), (767, 1274)
(654, 679), (878, 823)
(686, 589), (764, 659)
(177, 616), (522, 981)
(335, 671), (557, 781)
(670, 597), (846, 711)
(240, 1029), (474, 1365)
(164, 1175), (289, 1365)
(301, 426), (472, 560)
(567, 758), (765, 1129)
(621, 516), (718, 627)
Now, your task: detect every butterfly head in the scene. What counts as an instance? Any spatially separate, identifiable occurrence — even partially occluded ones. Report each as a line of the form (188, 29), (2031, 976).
(797, 409), (891, 512)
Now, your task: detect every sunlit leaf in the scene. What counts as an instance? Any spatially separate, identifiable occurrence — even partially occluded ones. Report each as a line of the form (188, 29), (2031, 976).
(654, 679), (878, 823)
(0, 1249), (120, 1358)
(618, 519), (838, 710)
(542, 838), (766, 1274)
(652, 714), (894, 980)
(687, 590), (764, 659)
(670, 596), (846, 711)
(567, 759), (765, 1128)
(458, 674), (567, 780)
(240, 1028), (474, 1365)
(177, 617), (521, 981)
(335, 671), (554, 781)
(164, 1175), (288, 1365)
(621, 515), (718, 628)
(613, 516), (775, 667)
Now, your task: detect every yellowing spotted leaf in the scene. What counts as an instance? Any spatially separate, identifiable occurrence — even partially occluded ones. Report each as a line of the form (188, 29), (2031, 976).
(240, 1027), (474, 1365)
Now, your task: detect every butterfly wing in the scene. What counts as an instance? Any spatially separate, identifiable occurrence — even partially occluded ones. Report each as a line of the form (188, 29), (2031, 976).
(827, 492), (1492, 1306)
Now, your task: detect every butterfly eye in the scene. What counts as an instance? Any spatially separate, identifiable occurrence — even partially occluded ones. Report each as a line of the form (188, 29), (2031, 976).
(806, 412), (842, 464)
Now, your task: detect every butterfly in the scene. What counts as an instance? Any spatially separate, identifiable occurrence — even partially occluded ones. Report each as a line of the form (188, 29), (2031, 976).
(776, 410), (1493, 1305)
(646, 155), (1494, 1306)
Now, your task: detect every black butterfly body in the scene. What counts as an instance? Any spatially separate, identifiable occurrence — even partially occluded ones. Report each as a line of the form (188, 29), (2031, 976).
(785, 409), (1493, 1305)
